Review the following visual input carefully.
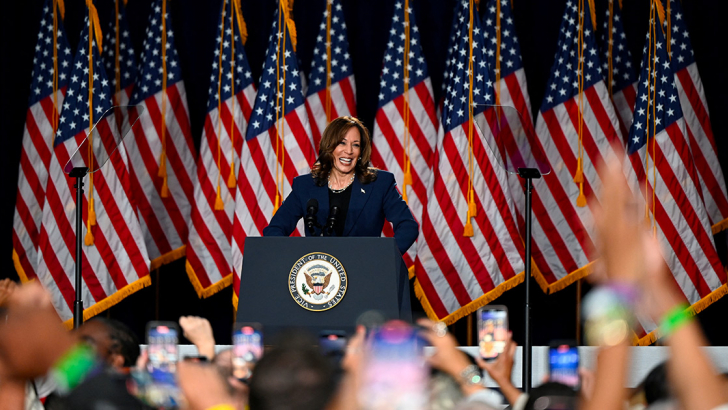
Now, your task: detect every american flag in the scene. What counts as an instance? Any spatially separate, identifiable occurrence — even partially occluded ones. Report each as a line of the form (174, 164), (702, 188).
(35, 12), (151, 325)
(480, 0), (536, 257)
(102, 0), (137, 107)
(661, 0), (728, 232)
(230, 0), (315, 306)
(186, 0), (256, 298)
(529, 0), (624, 291)
(625, 5), (725, 344)
(12, 0), (72, 282)
(127, 0), (197, 268)
(414, 0), (525, 323)
(598, 0), (638, 138)
(439, 0), (467, 111)
(304, 0), (356, 150)
(370, 0), (437, 274)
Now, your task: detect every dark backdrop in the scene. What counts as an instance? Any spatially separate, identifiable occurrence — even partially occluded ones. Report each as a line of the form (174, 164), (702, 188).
(1, 0), (727, 347)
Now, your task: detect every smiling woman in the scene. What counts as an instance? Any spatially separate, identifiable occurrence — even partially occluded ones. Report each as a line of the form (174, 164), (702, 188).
(263, 116), (419, 255)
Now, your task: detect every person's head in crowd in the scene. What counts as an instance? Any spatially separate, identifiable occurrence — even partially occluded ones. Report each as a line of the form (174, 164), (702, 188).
(75, 317), (140, 370)
(643, 362), (671, 406)
(523, 382), (580, 410)
(249, 330), (335, 410)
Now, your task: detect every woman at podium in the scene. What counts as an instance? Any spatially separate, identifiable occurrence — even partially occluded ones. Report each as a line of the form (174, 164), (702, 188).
(263, 116), (418, 255)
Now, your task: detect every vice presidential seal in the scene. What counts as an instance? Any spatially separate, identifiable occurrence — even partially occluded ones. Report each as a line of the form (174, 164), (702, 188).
(289, 252), (347, 311)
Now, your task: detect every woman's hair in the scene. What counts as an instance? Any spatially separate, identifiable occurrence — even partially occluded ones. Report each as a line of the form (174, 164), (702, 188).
(311, 116), (377, 186)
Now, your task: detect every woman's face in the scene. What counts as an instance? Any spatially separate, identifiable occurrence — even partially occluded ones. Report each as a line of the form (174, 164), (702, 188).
(331, 127), (361, 176)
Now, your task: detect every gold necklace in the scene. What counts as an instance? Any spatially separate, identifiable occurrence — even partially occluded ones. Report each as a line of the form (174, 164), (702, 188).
(328, 174), (355, 193)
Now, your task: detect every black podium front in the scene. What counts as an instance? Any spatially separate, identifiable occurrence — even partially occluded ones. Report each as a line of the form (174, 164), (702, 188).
(236, 237), (411, 336)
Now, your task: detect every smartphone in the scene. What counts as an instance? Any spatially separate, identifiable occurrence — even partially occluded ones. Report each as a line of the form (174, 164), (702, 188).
(320, 330), (347, 356)
(548, 341), (580, 389)
(477, 305), (508, 360)
(360, 320), (428, 410)
(232, 323), (263, 380)
(146, 321), (179, 385)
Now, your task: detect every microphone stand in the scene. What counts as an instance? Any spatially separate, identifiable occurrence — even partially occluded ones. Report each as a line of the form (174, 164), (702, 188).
(517, 167), (541, 393)
(69, 166), (89, 329)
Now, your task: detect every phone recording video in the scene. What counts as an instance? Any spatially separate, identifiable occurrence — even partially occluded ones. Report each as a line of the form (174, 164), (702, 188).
(549, 341), (580, 389)
(477, 306), (508, 360)
(320, 330), (347, 358)
(361, 320), (428, 410)
(146, 322), (179, 385)
(232, 323), (263, 380)
(143, 322), (181, 408)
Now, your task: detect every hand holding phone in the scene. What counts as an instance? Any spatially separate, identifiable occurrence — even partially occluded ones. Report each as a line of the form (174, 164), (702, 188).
(319, 330), (347, 364)
(548, 341), (580, 389)
(144, 322), (182, 407)
(360, 320), (428, 410)
(477, 306), (508, 360)
(146, 322), (179, 385)
(232, 323), (263, 380)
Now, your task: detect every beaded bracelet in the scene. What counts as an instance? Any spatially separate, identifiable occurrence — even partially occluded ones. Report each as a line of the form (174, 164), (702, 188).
(659, 304), (692, 339)
(50, 344), (98, 393)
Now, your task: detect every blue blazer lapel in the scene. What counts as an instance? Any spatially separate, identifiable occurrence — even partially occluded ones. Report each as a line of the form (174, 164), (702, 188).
(344, 178), (372, 235)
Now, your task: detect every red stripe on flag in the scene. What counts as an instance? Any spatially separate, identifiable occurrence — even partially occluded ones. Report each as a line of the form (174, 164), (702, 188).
(12, 230), (37, 279)
(38, 227), (76, 309)
(245, 137), (278, 206)
(414, 256), (450, 318)
(676, 69), (717, 152)
(137, 97), (190, 240)
(540, 109), (596, 255)
(412, 81), (438, 129)
(339, 77), (357, 116)
(440, 133), (498, 292)
(24, 109), (53, 173)
(18, 148), (46, 213)
(419, 204), (473, 307)
(683, 125), (728, 215)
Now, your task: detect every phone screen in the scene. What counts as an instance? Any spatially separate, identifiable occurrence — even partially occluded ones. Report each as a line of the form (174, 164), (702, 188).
(147, 325), (178, 385)
(232, 324), (263, 380)
(320, 331), (347, 357)
(361, 321), (428, 410)
(478, 308), (508, 359)
(549, 344), (579, 388)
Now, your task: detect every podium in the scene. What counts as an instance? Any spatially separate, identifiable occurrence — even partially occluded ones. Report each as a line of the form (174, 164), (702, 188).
(236, 237), (412, 336)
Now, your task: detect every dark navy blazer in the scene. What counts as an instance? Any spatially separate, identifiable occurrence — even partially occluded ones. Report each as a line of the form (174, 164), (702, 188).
(263, 171), (419, 254)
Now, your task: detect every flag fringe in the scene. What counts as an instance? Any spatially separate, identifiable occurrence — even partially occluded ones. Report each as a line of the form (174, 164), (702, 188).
(637, 283), (728, 346)
(185, 260), (233, 299)
(233, 291), (238, 311)
(414, 271), (525, 325)
(12, 249), (33, 283)
(408, 264), (415, 280)
(533, 260), (596, 294)
(62, 274), (152, 329)
(711, 217), (728, 234)
(149, 245), (187, 271)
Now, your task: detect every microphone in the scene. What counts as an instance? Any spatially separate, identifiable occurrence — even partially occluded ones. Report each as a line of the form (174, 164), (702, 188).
(324, 206), (340, 237)
(305, 199), (319, 236)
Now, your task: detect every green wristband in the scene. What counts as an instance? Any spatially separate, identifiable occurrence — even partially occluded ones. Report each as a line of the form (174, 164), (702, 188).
(659, 304), (692, 339)
(50, 344), (97, 393)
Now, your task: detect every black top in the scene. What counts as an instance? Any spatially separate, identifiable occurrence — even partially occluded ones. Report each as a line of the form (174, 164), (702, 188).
(328, 183), (353, 237)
